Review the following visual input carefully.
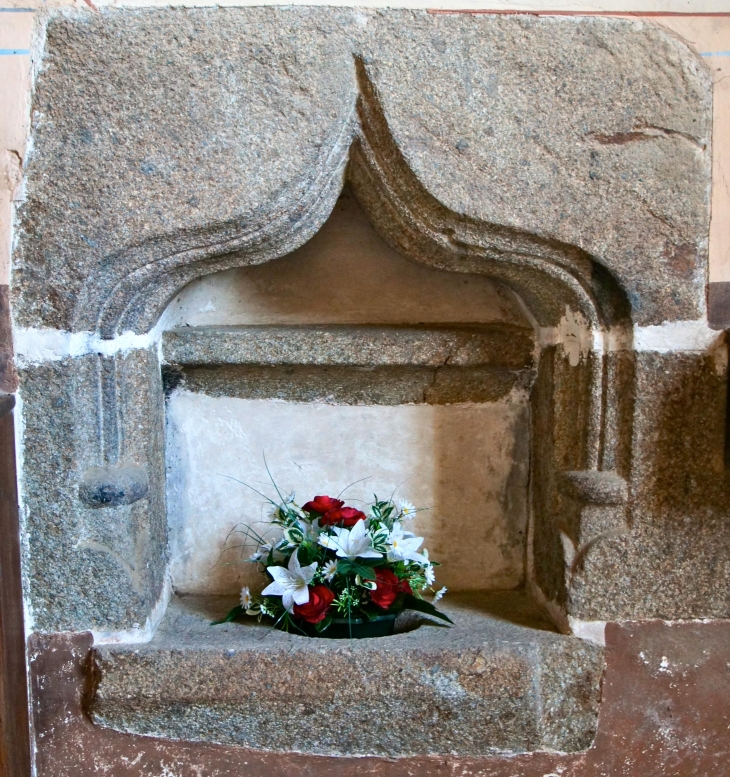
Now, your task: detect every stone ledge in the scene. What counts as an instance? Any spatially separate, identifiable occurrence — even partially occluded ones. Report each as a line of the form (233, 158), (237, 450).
(90, 592), (603, 757)
(161, 325), (535, 369)
(164, 364), (534, 404)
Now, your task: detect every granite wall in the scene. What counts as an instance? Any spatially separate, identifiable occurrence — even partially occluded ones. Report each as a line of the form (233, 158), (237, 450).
(12, 7), (721, 637)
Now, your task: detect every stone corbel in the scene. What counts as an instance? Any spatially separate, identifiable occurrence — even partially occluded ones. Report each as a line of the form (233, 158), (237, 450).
(558, 470), (630, 580)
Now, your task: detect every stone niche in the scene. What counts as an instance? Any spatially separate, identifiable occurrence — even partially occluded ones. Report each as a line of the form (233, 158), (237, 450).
(13, 6), (727, 762)
(162, 188), (534, 597)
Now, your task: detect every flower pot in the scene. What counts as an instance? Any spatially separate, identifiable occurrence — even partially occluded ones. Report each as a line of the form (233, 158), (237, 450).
(300, 612), (398, 639)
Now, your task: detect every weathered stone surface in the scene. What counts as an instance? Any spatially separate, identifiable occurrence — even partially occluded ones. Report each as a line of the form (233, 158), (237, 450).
(10, 6), (721, 635)
(559, 471), (628, 506)
(18, 347), (167, 633)
(15, 8), (358, 335)
(362, 13), (711, 326)
(14, 9), (710, 333)
(78, 465), (149, 509)
(162, 324), (534, 368)
(569, 351), (730, 620)
(29, 621), (730, 777)
(167, 364), (531, 404)
(90, 593), (603, 757)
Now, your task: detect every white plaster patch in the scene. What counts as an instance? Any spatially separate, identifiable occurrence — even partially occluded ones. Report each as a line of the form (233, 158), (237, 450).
(540, 318), (722, 356)
(557, 307), (593, 366)
(568, 617), (607, 646)
(12, 325), (162, 366)
(165, 394), (530, 595)
(632, 318), (723, 353)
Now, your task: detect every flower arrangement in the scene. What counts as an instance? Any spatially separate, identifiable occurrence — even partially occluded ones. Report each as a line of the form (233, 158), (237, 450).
(214, 489), (451, 638)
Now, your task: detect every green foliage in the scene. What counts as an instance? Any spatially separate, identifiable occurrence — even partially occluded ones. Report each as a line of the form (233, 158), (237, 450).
(400, 594), (453, 624)
(211, 604), (244, 625)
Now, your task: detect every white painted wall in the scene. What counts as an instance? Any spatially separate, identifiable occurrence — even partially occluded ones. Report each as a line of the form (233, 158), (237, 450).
(163, 191), (526, 328)
(166, 395), (530, 594)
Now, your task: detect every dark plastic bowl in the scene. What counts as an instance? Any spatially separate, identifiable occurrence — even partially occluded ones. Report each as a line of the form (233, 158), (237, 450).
(300, 612), (397, 639)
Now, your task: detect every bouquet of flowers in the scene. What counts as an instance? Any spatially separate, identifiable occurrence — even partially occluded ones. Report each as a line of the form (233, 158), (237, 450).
(214, 489), (451, 638)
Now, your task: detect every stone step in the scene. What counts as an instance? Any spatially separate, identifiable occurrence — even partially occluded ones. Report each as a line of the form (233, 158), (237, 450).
(90, 592), (603, 758)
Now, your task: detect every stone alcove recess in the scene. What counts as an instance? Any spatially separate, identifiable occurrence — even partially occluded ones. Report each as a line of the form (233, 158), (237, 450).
(13, 7), (726, 763)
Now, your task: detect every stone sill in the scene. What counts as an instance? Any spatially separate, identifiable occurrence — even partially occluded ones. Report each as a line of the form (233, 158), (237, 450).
(90, 592), (604, 758)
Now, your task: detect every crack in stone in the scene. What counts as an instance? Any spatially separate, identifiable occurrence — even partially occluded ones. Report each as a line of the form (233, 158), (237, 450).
(587, 125), (706, 151)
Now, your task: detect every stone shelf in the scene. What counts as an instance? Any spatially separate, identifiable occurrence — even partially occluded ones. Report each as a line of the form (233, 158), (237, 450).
(162, 324), (534, 368)
(90, 592), (603, 758)
(161, 324), (535, 404)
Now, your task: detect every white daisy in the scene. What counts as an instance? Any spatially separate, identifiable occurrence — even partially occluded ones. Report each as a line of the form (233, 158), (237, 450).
(433, 586), (447, 603)
(398, 500), (417, 520)
(323, 560), (338, 581)
(424, 564), (436, 586)
(240, 586), (253, 609)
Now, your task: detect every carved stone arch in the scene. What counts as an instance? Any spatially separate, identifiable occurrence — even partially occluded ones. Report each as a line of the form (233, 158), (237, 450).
(68, 57), (635, 630)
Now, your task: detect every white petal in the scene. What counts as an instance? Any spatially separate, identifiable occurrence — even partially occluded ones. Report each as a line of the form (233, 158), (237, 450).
(281, 591), (295, 612)
(288, 552), (302, 573)
(261, 580), (288, 597)
(292, 585), (310, 606)
(357, 549), (383, 558)
(349, 520), (366, 541)
(401, 537), (424, 552)
(301, 563), (318, 583)
(266, 566), (292, 583)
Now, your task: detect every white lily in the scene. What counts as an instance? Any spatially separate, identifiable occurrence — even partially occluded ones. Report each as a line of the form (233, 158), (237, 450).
(261, 552), (318, 612)
(387, 522), (426, 564)
(318, 520), (382, 559)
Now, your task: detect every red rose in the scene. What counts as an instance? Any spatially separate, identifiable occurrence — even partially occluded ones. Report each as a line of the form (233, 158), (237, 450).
(320, 506), (366, 527)
(370, 569), (412, 610)
(302, 495), (344, 514)
(293, 585), (335, 624)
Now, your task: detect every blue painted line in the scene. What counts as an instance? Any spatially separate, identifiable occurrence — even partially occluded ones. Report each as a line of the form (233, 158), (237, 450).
(701, 51), (730, 57)
(0, 49), (30, 55)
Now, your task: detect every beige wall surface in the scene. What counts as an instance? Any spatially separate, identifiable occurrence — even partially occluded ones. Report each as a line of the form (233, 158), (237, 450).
(166, 395), (531, 595)
(1, 3), (728, 291)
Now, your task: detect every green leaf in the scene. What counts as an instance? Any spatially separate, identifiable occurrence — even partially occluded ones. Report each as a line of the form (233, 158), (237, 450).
(339, 559), (377, 580)
(401, 594), (453, 624)
(314, 615), (333, 633)
(211, 604), (244, 625)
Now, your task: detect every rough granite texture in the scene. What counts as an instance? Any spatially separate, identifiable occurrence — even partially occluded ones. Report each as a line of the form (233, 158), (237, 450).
(90, 593), (604, 757)
(19, 348), (167, 633)
(29, 623), (730, 777)
(166, 364), (532, 405)
(11, 8), (722, 635)
(162, 324), (535, 369)
(569, 351), (730, 620)
(14, 9), (710, 333)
